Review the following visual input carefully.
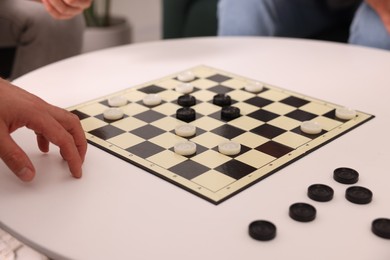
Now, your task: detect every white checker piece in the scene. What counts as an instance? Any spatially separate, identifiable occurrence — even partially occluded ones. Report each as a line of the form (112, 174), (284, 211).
(108, 95), (127, 107)
(175, 124), (196, 137)
(174, 141), (197, 156)
(218, 141), (241, 156)
(103, 108), (124, 120)
(300, 121), (323, 135)
(336, 107), (357, 120)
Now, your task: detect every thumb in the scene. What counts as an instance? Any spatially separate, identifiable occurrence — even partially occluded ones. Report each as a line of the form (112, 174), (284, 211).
(0, 131), (35, 182)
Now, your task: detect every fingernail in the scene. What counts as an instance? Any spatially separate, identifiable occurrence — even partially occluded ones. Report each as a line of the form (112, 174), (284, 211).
(17, 167), (33, 181)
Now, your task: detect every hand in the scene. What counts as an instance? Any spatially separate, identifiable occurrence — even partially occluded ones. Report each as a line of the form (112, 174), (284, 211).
(40, 0), (92, 20)
(366, 0), (390, 34)
(0, 78), (87, 182)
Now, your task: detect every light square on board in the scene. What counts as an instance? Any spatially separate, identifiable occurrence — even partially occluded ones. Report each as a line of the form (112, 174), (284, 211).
(235, 149), (275, 168)
(107, 132), (145, 149)
(228, 89), (256, 102)
(312, 116), (344, 131)
(192, 170), (236, 193)
(191, 150), (231, 169)
(149, 132), (186, 149)
(231, 132), (269, 148)
(191, 132), (228, 149)
(191, 116), (225, 131)
(300, 102), (335, 115)
(147, 150), (187, 169)
(267, 116), (302, 131)
(227, 116), (264, 132)
(263, 102), (297, 115)
(273, 131), (312, 149)
(80, 117), (108, 132)
(78, 103), (109, 116)
(111, 117), (147, 132)
(258, 88), (290, 102)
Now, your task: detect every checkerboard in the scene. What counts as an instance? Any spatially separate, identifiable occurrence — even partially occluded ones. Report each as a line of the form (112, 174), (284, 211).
(68, 65), (374, 204)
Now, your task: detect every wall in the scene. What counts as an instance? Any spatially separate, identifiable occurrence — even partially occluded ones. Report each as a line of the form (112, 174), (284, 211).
(111, 0), (162, 43)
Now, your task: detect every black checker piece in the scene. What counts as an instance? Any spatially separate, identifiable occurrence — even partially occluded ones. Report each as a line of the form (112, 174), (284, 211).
(372, 218), (390, 239)
(256, 141), (293, 158)
(211, 124), (246, 139)
(285, 109), (317, 122)
(169, 160), (210, 180)
(333, 167), (359, 184)
(247, 109), (279, 122)
(280, 96), (310, 107)
(289, 202), (316, 222)
(214, 159), (257, 180)
(71, 110), (90, 120)
(126, 141), (165, 158)
(207, 74), (232, 83)
(89, 125), (125, 140)
(131, 125), (165, 140)
(138, 85), (166, 94)
(244, 96), (273, 108)
(250, 124), (286, 139)
(133, 110), (166, 123)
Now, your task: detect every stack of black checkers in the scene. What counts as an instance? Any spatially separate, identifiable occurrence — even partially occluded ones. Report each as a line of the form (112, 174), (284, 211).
(176, 94), (197, 122)
(248, 167), (390, 241)
(212, 94), (241, 120)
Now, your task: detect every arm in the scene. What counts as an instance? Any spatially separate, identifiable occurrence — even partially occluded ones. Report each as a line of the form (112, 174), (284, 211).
(366, 0), (390, 33)
(0, 78), (87, 182)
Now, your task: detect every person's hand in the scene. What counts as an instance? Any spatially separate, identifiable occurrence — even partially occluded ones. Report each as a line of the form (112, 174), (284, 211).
(40, 0), (92, 20)
(0, 78), (87, 182)
(366, 0), (390, 34)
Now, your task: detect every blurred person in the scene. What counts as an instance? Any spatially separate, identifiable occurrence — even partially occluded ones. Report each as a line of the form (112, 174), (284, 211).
(218, 0), (390, 50)
(0, 0), (91, 79)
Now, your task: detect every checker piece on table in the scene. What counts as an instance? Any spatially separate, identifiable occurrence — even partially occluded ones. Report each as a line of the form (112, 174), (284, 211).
(68, 65), (374, 204)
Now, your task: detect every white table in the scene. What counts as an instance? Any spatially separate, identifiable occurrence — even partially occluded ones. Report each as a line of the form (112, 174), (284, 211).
(1, 37), (390, 260)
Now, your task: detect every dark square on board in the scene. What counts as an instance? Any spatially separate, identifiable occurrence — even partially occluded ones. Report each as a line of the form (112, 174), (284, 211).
(247, 109), (279, 122)
(138, 85), (166, 94)
(285, 109), (317, 122)
(88, 125), (125, 140)
(126, 141), (165, 158)
(169, 160), (210, 180)
(131, 124), (165, 140)
(71, 110), (90, 120)
(280, 96), (310, 107)
(211, 124), (246, 139)
(244, 96), (274, 108)
(255, 141), (294, 158)
(207, 74), (232, 83)
(250, 124), (286, 139)
(214, 159), (257, 180)
(133, 110), (166, 123)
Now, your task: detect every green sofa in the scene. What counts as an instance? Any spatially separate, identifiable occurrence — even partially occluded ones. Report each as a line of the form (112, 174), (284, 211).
(162, 0), (352, 42)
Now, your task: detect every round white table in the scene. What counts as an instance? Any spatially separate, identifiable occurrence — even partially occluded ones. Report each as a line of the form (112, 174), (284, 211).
(1, 37), (390, 260)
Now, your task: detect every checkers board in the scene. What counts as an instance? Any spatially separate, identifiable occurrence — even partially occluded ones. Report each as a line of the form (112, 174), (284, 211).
(68, 65), (374, 204)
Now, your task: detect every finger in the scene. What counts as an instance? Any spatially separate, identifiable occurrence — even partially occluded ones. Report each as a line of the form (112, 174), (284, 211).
(49, 108), (87, 162)
(27, 114), (84, 179)
(36, 133), (50, 153)
(41, 0), (81, 19)
(0, 125), (35, 182)
(64, 0), (91, 9)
